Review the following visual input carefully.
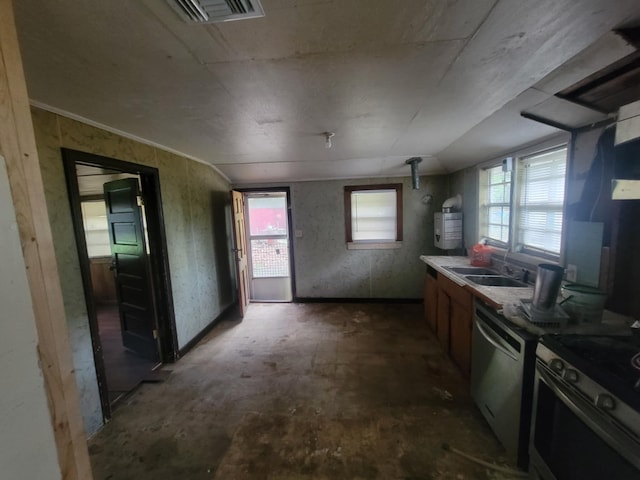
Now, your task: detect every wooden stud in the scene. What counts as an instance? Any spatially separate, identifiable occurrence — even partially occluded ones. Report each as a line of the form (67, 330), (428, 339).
(0, 1), (93, 478)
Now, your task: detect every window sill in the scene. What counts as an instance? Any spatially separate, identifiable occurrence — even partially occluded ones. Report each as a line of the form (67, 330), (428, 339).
(347, 241), (402, 250)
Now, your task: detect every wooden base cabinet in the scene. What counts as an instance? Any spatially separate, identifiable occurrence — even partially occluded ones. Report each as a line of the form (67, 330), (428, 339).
(424, 266), (438, 332)
(436, 285), (450, 348)
(435, 273), (473, 378)
(449, 295), (473, 378)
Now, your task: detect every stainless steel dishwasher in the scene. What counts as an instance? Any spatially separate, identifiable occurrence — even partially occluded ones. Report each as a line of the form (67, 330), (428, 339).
(470, 299), (537, 469)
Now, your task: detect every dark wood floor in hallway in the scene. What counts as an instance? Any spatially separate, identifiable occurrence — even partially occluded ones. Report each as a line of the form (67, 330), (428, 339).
(88, 303), (512, 479)
(97, 305), (159, 404)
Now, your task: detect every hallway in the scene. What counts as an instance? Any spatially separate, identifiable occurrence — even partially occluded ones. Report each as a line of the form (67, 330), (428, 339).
(88, 303), (509, 479)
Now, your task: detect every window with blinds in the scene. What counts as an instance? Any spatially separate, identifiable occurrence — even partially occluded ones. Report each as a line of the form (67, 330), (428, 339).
(81, 200), (111, 257)
(351, 190), (397, 241)
(480, 165), (511, 244)
(515, 147), (567, 255)
(344, 184), (403, 246)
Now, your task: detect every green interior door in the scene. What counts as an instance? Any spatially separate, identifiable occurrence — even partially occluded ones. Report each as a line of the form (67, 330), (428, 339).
(104, 178), (159, 361)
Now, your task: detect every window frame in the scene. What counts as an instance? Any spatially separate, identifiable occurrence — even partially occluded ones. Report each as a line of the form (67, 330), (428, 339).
(344, 183), (403, 249)
(479, 164), (512, 248)
(514, 145), (568, 258)
(476, 137), (570, 261)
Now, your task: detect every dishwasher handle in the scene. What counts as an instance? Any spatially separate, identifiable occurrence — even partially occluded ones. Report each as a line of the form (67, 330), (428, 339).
(475, 316), (518, 361)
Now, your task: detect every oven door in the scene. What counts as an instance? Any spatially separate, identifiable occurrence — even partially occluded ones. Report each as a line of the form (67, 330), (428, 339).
(529, 362), (640, 480)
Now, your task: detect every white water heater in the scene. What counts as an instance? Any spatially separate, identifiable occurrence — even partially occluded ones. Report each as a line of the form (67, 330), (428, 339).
(434, 212), (462, 250)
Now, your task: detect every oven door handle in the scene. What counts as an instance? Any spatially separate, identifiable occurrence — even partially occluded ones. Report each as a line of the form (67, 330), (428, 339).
(475, 317), (517, 361)
(537, 364), (640, 469)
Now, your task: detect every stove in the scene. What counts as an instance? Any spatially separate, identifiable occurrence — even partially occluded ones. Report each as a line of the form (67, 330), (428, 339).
(539, 334), (640, 412)
(529, 333), (640, 479)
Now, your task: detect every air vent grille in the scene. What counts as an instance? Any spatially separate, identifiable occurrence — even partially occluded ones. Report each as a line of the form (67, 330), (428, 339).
(167, 0), (264, 24)
(226, 0), (251, 14)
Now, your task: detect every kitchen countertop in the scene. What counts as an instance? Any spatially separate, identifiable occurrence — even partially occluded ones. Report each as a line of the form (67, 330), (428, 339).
(420, 255), (532, 310)
(420, 255), (634, 337)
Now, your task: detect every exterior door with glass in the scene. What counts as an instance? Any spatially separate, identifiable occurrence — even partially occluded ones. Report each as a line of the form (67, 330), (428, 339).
(246, 192), (292, 302)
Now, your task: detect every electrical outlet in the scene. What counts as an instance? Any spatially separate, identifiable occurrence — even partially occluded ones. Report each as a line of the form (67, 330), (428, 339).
(566, 264), (577, 282)
(294, 230), (303, 238)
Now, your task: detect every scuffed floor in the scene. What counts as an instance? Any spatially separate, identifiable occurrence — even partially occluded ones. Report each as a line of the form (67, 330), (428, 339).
(88, 303), (517, 479)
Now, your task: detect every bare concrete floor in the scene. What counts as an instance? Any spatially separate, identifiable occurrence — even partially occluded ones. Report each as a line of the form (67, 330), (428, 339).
(88, 303), (514, 480)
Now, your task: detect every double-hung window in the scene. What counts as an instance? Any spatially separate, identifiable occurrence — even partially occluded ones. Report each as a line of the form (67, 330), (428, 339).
(515, 147), (567, 255)
(478, 144), (568, 258)
(344, 184), (403, 249)
(479, 165), (511, 245)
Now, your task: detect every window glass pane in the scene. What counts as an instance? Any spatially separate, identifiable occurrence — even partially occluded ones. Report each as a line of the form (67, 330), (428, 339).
(247, 196), (288, 236)
(489, 206), (503, 224)
(489, 184), (505, 203)
(480, 165), (511, 243)
(351, 190), (397, 241)
(488, 225), (502, 241)
(516, 147), (567, 254)
(502, 206), (510, 225)
(81, 201), (111, 258)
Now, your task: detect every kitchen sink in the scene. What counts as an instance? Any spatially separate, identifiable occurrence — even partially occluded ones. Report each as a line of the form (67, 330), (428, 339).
(464, 275), (528, 288)
(444, 266), (498, 275)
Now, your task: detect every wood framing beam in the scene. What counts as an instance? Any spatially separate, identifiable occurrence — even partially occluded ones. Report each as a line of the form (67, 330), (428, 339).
(0, 1), (93, 478)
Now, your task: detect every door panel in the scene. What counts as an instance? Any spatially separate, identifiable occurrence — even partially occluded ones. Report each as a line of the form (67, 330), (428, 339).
(450, 300), (472, 378)
(425, 272), (438, 332)
(104, 178), (159, 361)
(112, 223), (138, 244)
(436, 288), (450, 350)
(231, 190), (250, 316)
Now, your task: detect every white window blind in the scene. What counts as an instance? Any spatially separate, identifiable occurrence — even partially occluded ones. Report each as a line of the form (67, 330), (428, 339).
(516, 147), (567, 254)
(351, 190), (397, 241)
(480, 165), (511, 243)
(81, 201), (112, 257)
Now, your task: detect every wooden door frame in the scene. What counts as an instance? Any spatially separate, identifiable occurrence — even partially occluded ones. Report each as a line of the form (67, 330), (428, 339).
(62, 148), (178, 420)
(234, 187), (297, 301)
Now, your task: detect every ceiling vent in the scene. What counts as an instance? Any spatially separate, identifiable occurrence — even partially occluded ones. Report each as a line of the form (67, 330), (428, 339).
(167, 0), (265, 24)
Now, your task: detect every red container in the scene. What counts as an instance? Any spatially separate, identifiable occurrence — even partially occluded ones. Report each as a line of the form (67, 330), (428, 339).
(470, 243), (493, 267)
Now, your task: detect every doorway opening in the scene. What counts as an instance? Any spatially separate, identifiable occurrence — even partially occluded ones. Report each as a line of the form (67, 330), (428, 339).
(62, 149), (177, 420)
(236, 189), (295, 303)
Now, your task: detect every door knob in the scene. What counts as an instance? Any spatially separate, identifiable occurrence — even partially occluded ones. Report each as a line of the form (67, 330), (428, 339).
(549, 358), (564, 372)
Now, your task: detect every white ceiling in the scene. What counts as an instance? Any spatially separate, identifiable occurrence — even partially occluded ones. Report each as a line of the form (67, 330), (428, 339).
(13, 0), (640, 184)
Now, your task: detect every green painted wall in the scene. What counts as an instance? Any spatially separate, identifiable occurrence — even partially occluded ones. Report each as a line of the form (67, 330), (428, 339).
(31, 107), (234, 435)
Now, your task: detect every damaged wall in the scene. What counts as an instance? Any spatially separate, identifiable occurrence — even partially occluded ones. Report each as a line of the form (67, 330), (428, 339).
(30, 107), (235, 435)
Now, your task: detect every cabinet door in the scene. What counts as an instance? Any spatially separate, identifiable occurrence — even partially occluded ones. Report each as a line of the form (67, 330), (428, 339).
(436, 288), (450, 350)
(424, 273), (438, 332)
(450, 300), (472, 378)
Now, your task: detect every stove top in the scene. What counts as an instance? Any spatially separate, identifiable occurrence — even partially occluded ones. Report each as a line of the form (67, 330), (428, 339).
(540, 334), (640, 411)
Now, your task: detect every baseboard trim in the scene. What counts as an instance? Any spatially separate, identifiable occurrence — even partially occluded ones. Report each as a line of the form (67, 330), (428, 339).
(294, 297), (422, 304)
(177, 301), (238, 358)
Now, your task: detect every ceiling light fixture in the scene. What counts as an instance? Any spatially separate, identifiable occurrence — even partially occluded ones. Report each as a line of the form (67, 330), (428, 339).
(324, 132), (335, 149)
(406, 157), (423, 190)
